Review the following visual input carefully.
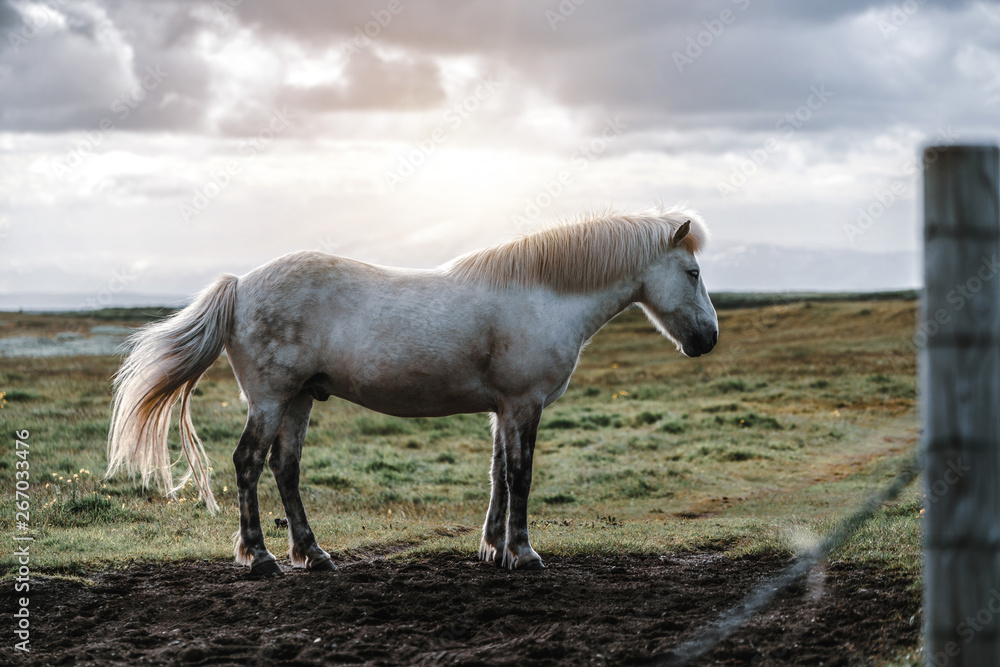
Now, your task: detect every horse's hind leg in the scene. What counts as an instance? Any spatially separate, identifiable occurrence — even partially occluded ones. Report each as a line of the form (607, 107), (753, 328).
(268, 392), (335, 572)
(233, 401), (286, 576)
(479, 415), (508, 565)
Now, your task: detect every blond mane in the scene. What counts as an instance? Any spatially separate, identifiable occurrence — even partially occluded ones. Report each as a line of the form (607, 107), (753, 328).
(443, 206), (709, 292)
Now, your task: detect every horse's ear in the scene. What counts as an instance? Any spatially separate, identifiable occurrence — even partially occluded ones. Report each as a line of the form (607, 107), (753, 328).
(670, 220), (691, 248)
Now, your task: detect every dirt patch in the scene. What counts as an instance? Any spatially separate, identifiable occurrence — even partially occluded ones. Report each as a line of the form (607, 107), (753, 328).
(1, 552), (919, 666)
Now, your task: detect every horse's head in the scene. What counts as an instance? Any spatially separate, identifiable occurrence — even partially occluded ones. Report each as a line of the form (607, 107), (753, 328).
(637, 220), (718, 357)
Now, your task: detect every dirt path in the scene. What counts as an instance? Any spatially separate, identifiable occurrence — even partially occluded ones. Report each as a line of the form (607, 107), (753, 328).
(1, 552), (918, 666)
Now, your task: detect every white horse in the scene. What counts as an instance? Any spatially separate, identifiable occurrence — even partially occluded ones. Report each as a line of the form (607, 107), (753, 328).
(107, 207), (717, 575)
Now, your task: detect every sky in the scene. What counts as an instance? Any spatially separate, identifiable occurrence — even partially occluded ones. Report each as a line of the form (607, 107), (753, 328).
(1, 0), (999, 309)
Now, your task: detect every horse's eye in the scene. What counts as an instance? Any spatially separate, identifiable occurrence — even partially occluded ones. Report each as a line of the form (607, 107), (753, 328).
(687, 269), (700, 280)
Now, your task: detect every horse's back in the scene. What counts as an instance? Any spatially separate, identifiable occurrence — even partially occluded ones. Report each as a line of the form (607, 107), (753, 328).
(224, 252), (486, 409)
(224, 250), (581, 416)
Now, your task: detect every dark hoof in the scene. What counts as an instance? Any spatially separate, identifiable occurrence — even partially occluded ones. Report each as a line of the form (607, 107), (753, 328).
(308, 558), (337, 573)
(249, 559), (283, 578)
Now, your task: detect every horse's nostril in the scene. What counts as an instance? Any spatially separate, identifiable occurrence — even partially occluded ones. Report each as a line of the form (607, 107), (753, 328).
(700, 330), (718, 354)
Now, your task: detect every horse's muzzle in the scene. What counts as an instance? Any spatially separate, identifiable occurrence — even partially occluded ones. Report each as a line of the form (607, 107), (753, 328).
(684, 328), (718, 357)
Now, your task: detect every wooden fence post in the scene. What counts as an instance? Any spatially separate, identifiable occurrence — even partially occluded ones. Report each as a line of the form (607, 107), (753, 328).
(923, 144), (1000, 666)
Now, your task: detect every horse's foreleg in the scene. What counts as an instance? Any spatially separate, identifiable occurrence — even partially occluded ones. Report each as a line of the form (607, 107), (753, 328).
(479, 418), (508, 565)
(268, 393), (335, 572)
(233, 404), (285, 576)
(500, 407), (545, 570)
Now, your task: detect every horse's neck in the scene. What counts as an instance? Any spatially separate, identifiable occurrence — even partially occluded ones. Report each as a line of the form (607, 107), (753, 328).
(571, 279), (640, 342)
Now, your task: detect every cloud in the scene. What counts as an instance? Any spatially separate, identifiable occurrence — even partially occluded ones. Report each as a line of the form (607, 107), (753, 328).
(0, 0), (210, 132)
(0, 0), (23, 32)
(2, 0), (998, 139)
(1, 0), (998, 305)
(216, 0), (1000, 137)
(279, 51), (445, 112)
(0, 2), (132, 131)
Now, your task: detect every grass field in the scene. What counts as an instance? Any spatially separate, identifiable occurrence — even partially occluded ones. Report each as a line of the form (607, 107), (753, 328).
(0, 294), (923, 583)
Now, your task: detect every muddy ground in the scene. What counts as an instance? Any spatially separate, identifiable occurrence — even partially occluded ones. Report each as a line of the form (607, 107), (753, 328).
(1, 551), (919, 666)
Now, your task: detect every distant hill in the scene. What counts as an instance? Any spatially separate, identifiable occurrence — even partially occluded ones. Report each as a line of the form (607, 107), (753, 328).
(0, 293), (189, 313)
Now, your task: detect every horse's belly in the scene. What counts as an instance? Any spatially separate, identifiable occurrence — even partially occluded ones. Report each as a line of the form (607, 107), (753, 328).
(356, 392), (492, 418)
(317, 371), (495, 418)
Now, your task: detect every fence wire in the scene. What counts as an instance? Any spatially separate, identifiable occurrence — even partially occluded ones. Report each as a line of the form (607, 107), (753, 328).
(659, 455), (922, 666)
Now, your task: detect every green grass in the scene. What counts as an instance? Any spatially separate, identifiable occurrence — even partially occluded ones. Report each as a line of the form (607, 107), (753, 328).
(0, 298), (921, 585)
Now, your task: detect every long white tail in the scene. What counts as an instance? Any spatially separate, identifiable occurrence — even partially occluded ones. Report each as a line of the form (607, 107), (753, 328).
(107, 274), (239, 514)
